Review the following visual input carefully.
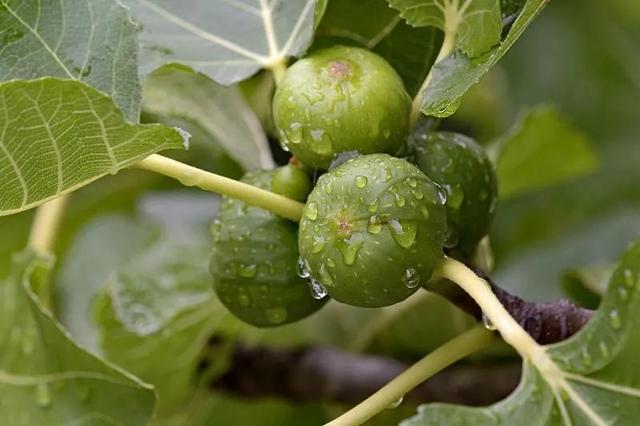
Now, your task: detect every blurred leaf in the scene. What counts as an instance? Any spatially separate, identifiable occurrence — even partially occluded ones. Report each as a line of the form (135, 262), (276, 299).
(55, 215), (159, 352)
(388, 0), (502, 58)
(496, 105), (597, 199)
(122, 0), (316, 85)
(421, 0), (547, 117)
(495, 210), (640, 302)
(142, 65), (274, 171)
(0, 78), (186, 217)
(403, 239), (640, 425)
(0, 250), (155, 425)
(561, 265), (612, 309)
(0, 0), (141, 121)
(315, 0), (442, 96)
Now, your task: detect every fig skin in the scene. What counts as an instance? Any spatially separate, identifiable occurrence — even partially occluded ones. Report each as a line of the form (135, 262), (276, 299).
(210, 170), (326, 327)
(273, 45), (411, 169)
(408, 131), (498, 260)
(271, 164), (313, 202)
(298, 154), (447, 308)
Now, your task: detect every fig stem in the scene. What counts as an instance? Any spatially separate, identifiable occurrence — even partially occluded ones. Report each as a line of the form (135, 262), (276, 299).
(409, 25), (458, 126)
(437, 257), (541, 359)
(28, 195), (70, 255)
(270, 58), (287, 85)
(324, 325), (493, 426)
(133, 154), (304, 221)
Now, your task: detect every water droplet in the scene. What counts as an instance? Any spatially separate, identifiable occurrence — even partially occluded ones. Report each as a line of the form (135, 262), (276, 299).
(447, 185), (465, 209)
(482, 313), (497, 330)
(326, 258), (336, 268)
(367, 198), (379, 213)
(266, 307), (287, 324)
(387, 220), (417, 248)
(36, 383), (51, 408)
(436, 185), (448, 204)
(406, 178), (418, 188)
(608, 310), (622, 329)
(394, 194), (406, 207)
(412, 189), (424, 200)
(420, 206), (430, 220)
(305, 202), (319, 221)
(237, 292), (251, 307)
(324, 182), (333, 194)
(286, 122), (303, 144)
(311, 236), (326, 254)
(318, 264), (334, 286)
(309, 278), (328, 299)
(403, 268), (420, 288)
(297, 258), (311, 278)
(617, 286), (629, 302)
(444, 228), (459, 249)
(384, 168), (393, 182)
(355, 175), (368, 188)
(599, 341), (610, 358)
(338, 236), (364, 265)
(623, 269), (636, 288)
(367, 217), (382, 234)
(387, 396), (404, 409)
(581, 348), (592, 367)
(238, 264), (257, 278)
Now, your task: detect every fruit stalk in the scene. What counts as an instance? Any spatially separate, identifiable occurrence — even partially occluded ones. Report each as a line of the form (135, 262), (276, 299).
(28, 195), (70, 255)
(133, 154), (304, 221)
(324, 325), (494, 426)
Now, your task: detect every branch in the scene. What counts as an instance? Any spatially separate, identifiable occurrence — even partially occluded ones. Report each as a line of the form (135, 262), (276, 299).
(210, 342), (520, 406)
(430, 268), (594, 345)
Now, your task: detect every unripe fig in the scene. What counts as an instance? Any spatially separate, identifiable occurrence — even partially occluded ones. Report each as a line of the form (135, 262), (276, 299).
(210, 170), (326, 327)
(408, 131), (498, 260)
(271, 163), (312, 202)
(273, 46), (411, 169)
(298, 154), (446, 307)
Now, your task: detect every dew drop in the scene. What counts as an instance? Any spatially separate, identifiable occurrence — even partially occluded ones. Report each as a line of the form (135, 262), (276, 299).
(394, 194), (406, 207)
(384, 167), (393, 182)
(237, 292), (251, 307)
(318, 264), (334, 286)
(599, 341), (610, 358)
(355, 175), (368, 188)
(309, 278), (328, 299)
(447, 185), (465, 209)
(266, 307), (287, 324)
(286, 122), (303, 144)
(324, 182), (333, 194)
(436, 185), (448, 204)
(367, 198), (380, 213)
(581, 348), (592, 367)
(420, 206), (430, 220)
(482, 313), (497, 330)
(623, 269), (636, 288)
(36, 383), (51, 409)
(406, 177), (418, 188)
(403, 268), (420, 288)
(326, 257), (336, 268)
(367, 217), (382, 234)
(387, 396), (404, 409)
(412, 189), (424, 200)
(311, 236), (326, 254)
(297, 258), (311, 278)
(387, 220), (417, 249)
(339, 237), (364, 265)
(608, 310), (622, 329)
(238, 263), (258, 278)
(617, 286), (629, 302)
(305, 202), (319, 221)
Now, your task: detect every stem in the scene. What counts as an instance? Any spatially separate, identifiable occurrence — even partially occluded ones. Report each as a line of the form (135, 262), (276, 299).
(409, 26), (458, 127)
(270, 59), (287, 85)
(324, 325), (494, 426)
(133, 155), (304, 221)
(28, 195), (70, 255)
(437, 257), (540, 359)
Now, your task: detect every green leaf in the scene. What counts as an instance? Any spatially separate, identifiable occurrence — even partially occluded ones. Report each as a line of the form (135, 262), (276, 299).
(496, 105), (598, 199)
(421, 0), (548, 117)
(0, 0), (141, 121)
(387, 0), (502, 58)
(121, 0), (316, 85)
(0, 78), (186, 216)
(315, 0), (442, 96)
(403, 239), (640, 426)
(0, 250), (155, 425)
(142, 65), (274, 171)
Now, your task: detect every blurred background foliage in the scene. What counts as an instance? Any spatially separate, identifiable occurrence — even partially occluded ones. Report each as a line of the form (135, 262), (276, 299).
(1, 0), (639, 424)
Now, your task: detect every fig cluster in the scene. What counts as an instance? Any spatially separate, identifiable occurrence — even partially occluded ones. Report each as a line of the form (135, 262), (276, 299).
(210, 46), (498, 326)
